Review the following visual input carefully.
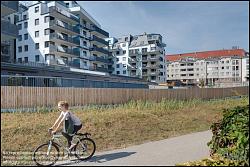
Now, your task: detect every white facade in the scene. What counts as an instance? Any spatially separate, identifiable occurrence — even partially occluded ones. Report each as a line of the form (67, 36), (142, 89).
(242, 55), (249, 83)
(166, 56), (249, 85)
(15, 1), (112, 74)
(107, 33), (166, 84)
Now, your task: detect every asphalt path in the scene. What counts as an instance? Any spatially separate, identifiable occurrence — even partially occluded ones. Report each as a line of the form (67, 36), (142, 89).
(56, 130), (212, 166)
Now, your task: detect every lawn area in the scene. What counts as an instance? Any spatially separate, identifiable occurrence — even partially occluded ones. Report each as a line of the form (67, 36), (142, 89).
(1, 97), (249, 165)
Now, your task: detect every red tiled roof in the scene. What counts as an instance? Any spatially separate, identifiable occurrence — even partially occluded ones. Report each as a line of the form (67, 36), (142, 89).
(165, 49), (246, 61)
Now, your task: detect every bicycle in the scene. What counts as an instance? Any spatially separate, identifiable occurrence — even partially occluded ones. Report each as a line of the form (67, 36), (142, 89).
(32, 129), (96, 166)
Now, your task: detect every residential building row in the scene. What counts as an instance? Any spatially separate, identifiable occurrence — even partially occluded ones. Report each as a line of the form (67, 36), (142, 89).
(106, 33), (166, 83)
(165, 49), (249, 86)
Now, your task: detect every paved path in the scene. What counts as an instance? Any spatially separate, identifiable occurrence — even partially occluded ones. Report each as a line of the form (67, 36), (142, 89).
(56, 130), (212, 166)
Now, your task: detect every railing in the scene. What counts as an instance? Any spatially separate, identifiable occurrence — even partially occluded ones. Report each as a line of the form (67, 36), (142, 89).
(49, 33), (79, 45)
(49, 19), (80, 34)
(89, 66), (109, 73)
(90, 46), (109, 55)
(1, 1), (18, 12)
(49, 45), (80, 56)
(49, 6), (80, 22)
(1, 19), (18, 38)
(90, 25), (109, 37)
(91, 35), (109, 46)
(90, 56), (113, 64)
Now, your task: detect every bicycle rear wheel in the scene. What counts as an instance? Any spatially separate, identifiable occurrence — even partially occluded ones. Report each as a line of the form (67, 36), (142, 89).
(74, 138), (96, 160)
(32, 142), (59, 166)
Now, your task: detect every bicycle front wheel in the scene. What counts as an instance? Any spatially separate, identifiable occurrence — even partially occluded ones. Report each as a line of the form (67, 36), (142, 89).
(32, 142), (59, 166)
(74, 138), (96, 160)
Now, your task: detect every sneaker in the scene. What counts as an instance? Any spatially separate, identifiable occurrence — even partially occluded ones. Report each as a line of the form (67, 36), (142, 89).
(69, 143), (77, 150)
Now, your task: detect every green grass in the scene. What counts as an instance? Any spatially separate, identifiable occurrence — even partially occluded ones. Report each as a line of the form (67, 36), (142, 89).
(1, 97), (249, 166)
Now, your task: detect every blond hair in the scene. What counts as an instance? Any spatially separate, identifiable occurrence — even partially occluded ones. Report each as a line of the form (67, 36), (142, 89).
(58, 101), (69, 109)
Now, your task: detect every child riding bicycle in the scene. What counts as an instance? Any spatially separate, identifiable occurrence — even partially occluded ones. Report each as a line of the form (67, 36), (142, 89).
(49, 101), (82, 150)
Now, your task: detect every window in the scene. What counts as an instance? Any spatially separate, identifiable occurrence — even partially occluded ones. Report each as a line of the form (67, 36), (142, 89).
(226, 60), (229, 63)
(24, 57), (28, 63)
(24, 45), (28, 52)
(123, 64), (126, 68)
(35, 6), (39, 13)
(116, 64), (120, 68)
(116, 58), (119, 61)
(122, 57), (126, 61)
(23, 15), (27, 20)
(116, 51), (119, 55)
(18, 46), (22, 52)
(123, 50), (126, 54)
(83, 41), (87, 46)
(221, 66), (224, 69)
(24, 22), (28, 28)
(226, 66), (229, 69)
(18, 24), (22, 30)
(35, 43), (39, 49)
(45, 41), (50, 48)
(44, 16), (50, 23)
(24, 33), (28, 40)
(35, 31), (39, 37)
(116, 71), (120, 74)
(123, 70), (126, 74)
(82, 51), (87, 57)
(142, 48), (147, 53)
(125, 37), (128, 41)
(35, 55), (39, 62)
(35, 19), (39, 25)
(18, 35), (22, 41)
(82, 30), (86, 36)
(18, 58), (22, 63)
(44, 29), (50, 35)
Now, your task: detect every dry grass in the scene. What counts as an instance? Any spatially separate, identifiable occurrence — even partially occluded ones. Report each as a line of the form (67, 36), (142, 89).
(1, 97), (249, 165)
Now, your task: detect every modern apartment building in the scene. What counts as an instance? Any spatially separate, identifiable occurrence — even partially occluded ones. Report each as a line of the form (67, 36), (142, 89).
(166, 48), (249, 86)
(107, 33), (166, 83)
(1, 1), (19, 62)
(15, 1), (113, 74)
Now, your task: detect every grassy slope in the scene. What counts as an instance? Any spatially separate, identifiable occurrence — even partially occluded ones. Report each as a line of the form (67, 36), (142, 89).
(1, 97), (249, 165)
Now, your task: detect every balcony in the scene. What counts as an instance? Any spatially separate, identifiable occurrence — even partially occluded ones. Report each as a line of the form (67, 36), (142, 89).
(89, 66), (109, 73)
(49, 33), (79, 46)
(49, 20), (80, 35)
(90, 56), (113, 64)
(1, 1), (18, 17)
(45, 6), (80, 24)
(90, 46), (109, 55)
(1, 19), (18, 40)
(90, 25), (109, 38)
(147, 57), (159, 61)
(91, 35), (109, 47)
(49, 45), (80, 57)
(129, 51), (142, 56)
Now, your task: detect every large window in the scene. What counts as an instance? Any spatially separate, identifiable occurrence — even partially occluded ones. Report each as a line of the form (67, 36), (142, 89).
(18, 46), (22, 53)
(18, 35), (22, 41)
(24, 22), (28, 28)
(35, 6), (39, 13)
(44, 16), (50, 23)
(24, 45), (28, 52)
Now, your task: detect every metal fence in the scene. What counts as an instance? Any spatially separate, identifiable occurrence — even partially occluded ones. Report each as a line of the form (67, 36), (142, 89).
(1, 75), (148, 89)
(1, 86), (249, 111)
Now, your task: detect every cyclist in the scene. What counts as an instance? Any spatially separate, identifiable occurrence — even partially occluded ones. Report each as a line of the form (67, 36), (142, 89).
(49, 101), (82, 150)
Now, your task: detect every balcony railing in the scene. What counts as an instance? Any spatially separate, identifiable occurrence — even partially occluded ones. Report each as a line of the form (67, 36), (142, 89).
(91, 35), (109, 46)
(1, 19), (18, 38)
(1, 1), (18, 14)
(49, 20), (80, 34)
(49, 45), (80, 56)
(90, 46), (109, 55)
(90, 56), (113, 64)
(49, 33), (79, 45)
(89, 66), (109, 73)
(48, 6), (80, 22)
(90, 25), (109, 38)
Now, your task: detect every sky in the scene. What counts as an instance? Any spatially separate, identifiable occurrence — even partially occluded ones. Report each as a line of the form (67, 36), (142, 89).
(77, 1), (249, 55)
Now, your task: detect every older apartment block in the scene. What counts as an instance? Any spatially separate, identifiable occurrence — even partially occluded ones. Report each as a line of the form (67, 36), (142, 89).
(166, 48), (249, 86)
(107, 33), (166, 83)
(14, 1), (113, 74)
(1, 1), (19, 63)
